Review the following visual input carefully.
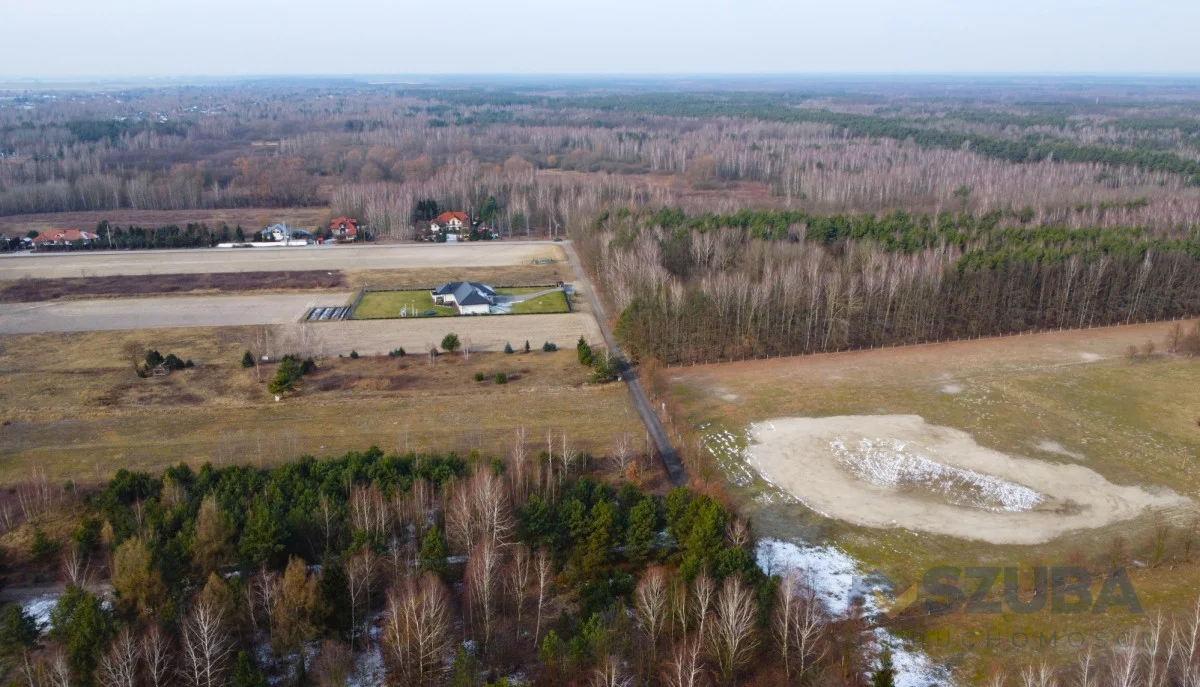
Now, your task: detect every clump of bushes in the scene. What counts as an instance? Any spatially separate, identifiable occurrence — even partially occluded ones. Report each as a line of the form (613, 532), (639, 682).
(137, 349), (193, 377)
(495, 372), (508, 384)
(441, 334), (461, 354)
(388, 348), (406, 357)
(268, 354), (317, 394)
(349, 350), (359, 359)
(542, 341), (557, 352)
(474, 371), (486, 382)
(577, 336), (618, 383)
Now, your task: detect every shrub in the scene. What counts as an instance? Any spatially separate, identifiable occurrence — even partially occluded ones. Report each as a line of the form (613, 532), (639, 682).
(30, 529), (59, 563)
(242, 351), (256, 368)
(524, 340), (531, 353)
(504, 342), (514, 354)
(590, 351), (619, 383)
(349, 350), (359, 359)
(144, 350), (164, 368)
(474, 371), (486, 382)
(300, 357), (317, 375)
(542, 342), (557, 352)
(388, 348), (406, 357)
(495, 372), (508, 384)
(441, 333), (461, 354)
(163, 354), (187, 370)
(577, 336), (593, 366)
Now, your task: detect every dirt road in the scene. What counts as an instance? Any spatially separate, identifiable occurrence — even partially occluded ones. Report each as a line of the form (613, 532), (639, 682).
(561, 241), (687, 485)
(0, 243), (565, 280)
(0, 293), (353, 333)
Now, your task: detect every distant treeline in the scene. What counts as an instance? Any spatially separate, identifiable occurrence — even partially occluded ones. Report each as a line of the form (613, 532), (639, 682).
(494, 92), (1200, 183)
(581, 209), (1200, 364)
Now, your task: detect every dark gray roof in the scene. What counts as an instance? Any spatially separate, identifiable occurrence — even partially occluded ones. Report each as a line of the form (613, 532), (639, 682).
(431, 281), (495, 307)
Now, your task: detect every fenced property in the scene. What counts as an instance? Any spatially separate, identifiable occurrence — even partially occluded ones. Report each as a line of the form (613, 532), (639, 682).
(349, 284), (570, 320)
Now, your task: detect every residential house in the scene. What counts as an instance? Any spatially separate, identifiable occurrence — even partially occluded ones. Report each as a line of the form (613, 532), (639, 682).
(31, 228), (100, 250)
(329, 217), (360, 240)
(431, 211), (470, 235)
(263, 224), (312, 243)
(430, 281), (496, 315)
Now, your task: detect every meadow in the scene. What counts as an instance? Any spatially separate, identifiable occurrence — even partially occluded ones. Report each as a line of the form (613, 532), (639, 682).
(665, 320), (1200, 679)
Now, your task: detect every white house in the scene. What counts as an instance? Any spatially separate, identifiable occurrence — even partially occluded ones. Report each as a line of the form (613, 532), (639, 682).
(263, 224), (312, 244)
(431, 281), (496, 315)
(430, 211), (470, 235)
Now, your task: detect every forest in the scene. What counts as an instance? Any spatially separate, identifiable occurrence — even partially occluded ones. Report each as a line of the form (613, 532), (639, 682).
(0, 446), (873, 687)
(575, 208), (1200, 363)
(6, 80), (1200, 240)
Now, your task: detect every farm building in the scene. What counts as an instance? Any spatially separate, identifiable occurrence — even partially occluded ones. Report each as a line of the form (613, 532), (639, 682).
(431, 281), (496, 315)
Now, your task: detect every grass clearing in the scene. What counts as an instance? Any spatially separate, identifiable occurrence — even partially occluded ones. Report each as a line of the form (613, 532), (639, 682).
(352, 290), (454, 319)
(0, 326), (640, 485)
(664, 321), (1200, 680)
(504, 290), (570, 314)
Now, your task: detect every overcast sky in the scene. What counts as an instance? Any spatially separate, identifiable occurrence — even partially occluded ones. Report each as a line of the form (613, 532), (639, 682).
(4, 0), (1199, 78)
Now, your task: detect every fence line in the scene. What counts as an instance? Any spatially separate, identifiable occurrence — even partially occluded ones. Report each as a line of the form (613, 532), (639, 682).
(662, 314), (1196, 369)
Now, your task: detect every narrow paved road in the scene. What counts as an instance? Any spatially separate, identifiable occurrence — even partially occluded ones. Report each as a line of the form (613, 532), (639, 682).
(562, 242), (688, 486)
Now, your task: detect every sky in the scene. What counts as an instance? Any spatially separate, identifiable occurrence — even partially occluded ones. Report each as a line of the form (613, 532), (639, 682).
(4, 0), (1199, 78)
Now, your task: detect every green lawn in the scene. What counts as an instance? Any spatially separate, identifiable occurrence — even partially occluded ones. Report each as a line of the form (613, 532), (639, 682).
(352, 290), (454, 319)
(354, 287), (569, 318)
(506, 290), (570, 314)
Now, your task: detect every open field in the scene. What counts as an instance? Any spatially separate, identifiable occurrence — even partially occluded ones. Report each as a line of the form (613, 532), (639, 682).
(0, 207), (332, 236)
(0, 327), (640, 484)
(0, 293), (353, 334)
(0, 243), (566, 280)
(666, 321), (1200, 678)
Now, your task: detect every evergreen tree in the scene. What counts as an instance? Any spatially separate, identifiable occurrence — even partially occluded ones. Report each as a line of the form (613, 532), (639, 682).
(0, 604), (38, 670)
(240, 496), (284, 567)
(625, 498), (658, 565)
(49, 586), (114, 685)
(418, 525), (448, 576)
(241, 350), (256, 368)
(576, 336), (593, 365)
(872, 647), (897, 687)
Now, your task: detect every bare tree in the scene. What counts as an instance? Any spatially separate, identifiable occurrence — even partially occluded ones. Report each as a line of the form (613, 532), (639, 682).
(180, 599), (234, 687)
(590, 656), (632, 687)
(466, 538), (502, 647)
(382, 573), (453, 687)
(1018, 661), (1057, 687)
(534, 548), (553, 647)
(635, 567), (670, 665)
(661, 638), (707, 687)
(97, 628), (140, 687)
(509, 544), (533, 638)
(346, 546), (380, 649)
(773, 572), (827, 681)
(691, 572), (715, 639)
(61, 544), (93, 590)
(706, 576), (758, 684)
(612, 432), (635, 474)
(47, 648), (72, 687)
(142, 625), (173, 687)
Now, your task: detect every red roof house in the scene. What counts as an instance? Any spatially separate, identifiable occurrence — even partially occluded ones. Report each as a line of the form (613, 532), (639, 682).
(32, 229), (100, 248)
(329, 217), (359, 239)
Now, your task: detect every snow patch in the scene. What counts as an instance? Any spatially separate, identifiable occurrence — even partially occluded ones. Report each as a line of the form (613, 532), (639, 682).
(1036, 439), (1086, 461)
(940, 383), (964, 395)
(756, 538), (953, 687)
(830, 438), (1043, 512)
(21, 594), (58, 633)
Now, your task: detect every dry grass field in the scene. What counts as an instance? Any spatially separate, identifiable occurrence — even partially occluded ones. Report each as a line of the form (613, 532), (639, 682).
(0, 326), (640, 485)
(0, 243), (565, 280)
(665, 321), (1200, 679)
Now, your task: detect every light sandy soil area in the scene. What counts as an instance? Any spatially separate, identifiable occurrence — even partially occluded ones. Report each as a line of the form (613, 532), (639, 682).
(0, 243), (564, 280)
(278, 313), (604, 356)
(0, 293), (353, 333)
(745, 414), (1187, 545)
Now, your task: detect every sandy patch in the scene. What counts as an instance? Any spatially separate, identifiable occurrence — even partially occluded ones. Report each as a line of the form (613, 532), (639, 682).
(744, 415), (1185, 545)
(1079, 352), (1102, 362)
(939, 383), (964, 394)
